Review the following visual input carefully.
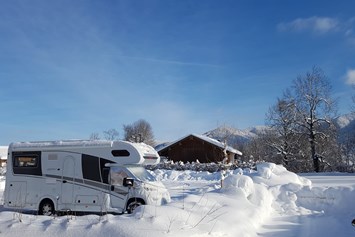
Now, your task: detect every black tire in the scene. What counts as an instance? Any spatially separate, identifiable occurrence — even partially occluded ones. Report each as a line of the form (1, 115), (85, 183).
(126, 199), (144, 214)
(39, 199), (55, 216)
(352, 219), (355, 226)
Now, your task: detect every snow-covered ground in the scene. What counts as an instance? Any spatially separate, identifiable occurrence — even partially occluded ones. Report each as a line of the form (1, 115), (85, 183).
(0, 163), (355, 237)
(259, 172), (355, 236)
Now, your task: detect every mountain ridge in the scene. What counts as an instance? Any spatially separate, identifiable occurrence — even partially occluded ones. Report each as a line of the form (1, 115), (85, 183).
(203, 113), (355, 145)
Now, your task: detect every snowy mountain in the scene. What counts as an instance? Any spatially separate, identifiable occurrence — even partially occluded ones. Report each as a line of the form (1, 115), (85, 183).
(335, 113), (355, 129)
(203, 113), (355, 145)
(335, 112), (355, 132)
(334, 112), (355, 143)
(155, 113), (355, 149)
(203, 125), (268, 145)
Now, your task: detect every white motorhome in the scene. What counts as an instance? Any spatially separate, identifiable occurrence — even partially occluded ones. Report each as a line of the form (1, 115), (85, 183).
(4, 140), (170, 215)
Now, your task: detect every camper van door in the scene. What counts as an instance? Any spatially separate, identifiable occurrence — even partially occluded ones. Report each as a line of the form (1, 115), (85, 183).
(61, 156), (75, 204)
(109, 167), (130, 210)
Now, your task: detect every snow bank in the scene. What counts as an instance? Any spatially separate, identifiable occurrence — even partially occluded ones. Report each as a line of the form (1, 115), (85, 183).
(297, 185), (355, 214)
(222, 174), (254, 198)
(1, 163), (354, 237)
(253, 163), (311, 187)
(217, 162), (314, 225)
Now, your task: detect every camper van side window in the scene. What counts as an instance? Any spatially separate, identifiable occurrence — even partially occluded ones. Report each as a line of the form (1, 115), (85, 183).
(82, 154), (101, 183)
(14, 156), (38, 167)
(111, 150), (130, 157)
(13, 152), (40, 167)
(100, 158), (114, 184)
(12, 151), (42, 176)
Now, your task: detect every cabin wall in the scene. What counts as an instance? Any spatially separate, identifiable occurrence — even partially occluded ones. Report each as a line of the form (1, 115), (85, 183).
(160, 136), (225, 163)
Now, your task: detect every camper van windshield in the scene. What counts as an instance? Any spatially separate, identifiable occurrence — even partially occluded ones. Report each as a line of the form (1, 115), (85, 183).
(126, 166), (156, 182)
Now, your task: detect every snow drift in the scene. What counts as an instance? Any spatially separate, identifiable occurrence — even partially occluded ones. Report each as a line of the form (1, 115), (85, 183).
(0, 163), (355, 237)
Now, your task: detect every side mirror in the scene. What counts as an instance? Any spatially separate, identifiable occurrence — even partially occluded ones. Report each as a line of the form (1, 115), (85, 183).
(123, 177), (134, 187)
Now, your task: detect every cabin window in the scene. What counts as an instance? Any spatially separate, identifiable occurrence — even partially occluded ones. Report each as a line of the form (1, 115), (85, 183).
(12, 151), (42, 176)
(111, 150), (130, 157)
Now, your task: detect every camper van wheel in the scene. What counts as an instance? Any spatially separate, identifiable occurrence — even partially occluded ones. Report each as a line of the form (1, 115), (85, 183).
(39, 199), (55, 216)
(126, 199), (144, 214)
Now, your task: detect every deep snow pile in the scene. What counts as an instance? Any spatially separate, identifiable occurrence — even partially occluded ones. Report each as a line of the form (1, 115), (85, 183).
(0, 163), (354, 237)
(143, 163), (314, 236)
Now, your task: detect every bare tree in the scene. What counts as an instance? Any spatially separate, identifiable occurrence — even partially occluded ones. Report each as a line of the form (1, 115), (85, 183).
(266, 96), (299, 168)
(290, 67), (338, 172)
(89, 132), (100, 140)
(341, 131), (355, 172)
(103, 129), (119, 141)
(243, 135), (272, 164)
(265, 67), (344, 172)
(340, 86), (355, 171)
(123, 119), (155, 146)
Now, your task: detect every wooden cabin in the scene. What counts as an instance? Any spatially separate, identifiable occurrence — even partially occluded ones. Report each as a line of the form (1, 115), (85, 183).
(157, 134), (242, 163)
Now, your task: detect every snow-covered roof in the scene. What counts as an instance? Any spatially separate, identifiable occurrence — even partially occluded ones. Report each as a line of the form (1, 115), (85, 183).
(10, 140), (114, 149)
(156, 134), (242, 156)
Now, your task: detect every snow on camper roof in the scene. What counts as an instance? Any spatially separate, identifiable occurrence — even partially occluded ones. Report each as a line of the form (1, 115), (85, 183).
(10, 140), (114, 149)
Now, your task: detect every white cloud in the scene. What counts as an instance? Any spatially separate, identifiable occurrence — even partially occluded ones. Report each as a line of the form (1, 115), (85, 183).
(278, 16), (339, 34)
(345, 69), (355, 85)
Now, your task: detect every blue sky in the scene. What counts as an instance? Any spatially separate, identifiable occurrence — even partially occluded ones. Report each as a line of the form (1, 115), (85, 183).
(0, 0), (355, 145)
